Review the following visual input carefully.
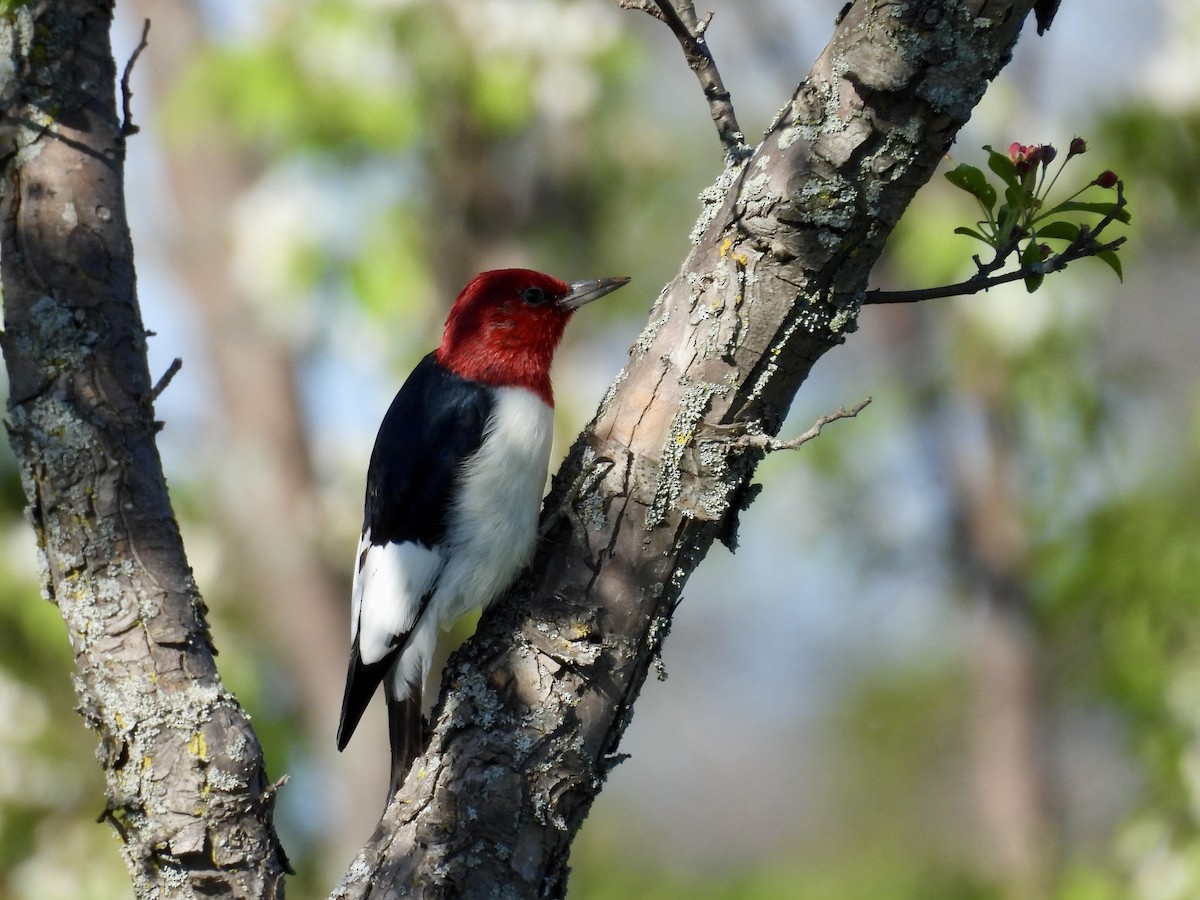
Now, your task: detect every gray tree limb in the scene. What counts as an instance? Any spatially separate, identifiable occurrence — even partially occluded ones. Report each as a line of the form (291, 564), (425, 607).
(0, 1), (289, 896)
(335, 0), (1038, 896)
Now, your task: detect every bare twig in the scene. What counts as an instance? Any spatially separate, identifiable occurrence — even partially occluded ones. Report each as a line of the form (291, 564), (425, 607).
(865, 181), (1128, 305)
(150, 357), (182, 400)
(618, 0), (748, 160)
(734, 396), (872, 453)
(864, 236), (1126, 304)
(618, 0), (665, 20)
(1089, 178), (1128, 237)
(120, 19), (151, 138)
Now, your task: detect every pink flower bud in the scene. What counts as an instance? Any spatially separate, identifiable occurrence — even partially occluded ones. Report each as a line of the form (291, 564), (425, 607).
(1039, 144), (1057, 166)
(1039, 244), (1052, 260)
(1094, 170), (1118, 189)
(1008, 143), (1036, 175)
(1069, 137), (1087, 157)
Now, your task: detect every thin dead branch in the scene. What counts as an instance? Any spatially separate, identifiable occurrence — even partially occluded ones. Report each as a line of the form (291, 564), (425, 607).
(617, 0), (748, 160)
(733, 396), (873, 453)
(150, 357), (182, 400)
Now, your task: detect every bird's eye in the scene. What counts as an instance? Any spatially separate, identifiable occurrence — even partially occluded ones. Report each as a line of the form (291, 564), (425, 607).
(522, 286), (548, 307)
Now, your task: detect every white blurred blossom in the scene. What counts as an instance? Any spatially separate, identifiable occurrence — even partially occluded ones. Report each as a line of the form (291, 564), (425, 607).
(294, 9), (410, 90)
(452, 0), (621, 122)
(1142, 0), (1200, 108)
(955, 278), (1096, 355)
(229, 167), (325, 341)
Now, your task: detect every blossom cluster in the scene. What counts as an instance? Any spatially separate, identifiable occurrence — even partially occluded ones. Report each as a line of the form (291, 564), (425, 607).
(1007, 138), (1116, 188)
(943, 135), (1130, 290)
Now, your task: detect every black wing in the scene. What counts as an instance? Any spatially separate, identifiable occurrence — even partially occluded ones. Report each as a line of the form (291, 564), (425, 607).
(364, 352), (495, 548)
(336, 353), (493, 752)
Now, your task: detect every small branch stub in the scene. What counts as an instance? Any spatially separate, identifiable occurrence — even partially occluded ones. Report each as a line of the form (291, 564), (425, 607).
(120, 19), (151, 138)
(150, 357), (182, 400)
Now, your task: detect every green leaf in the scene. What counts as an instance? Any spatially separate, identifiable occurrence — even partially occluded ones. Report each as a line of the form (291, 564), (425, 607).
(953, 225), (994, 245)
(994, 186), (1028, 242)
(0, 0), (33, 16)
(1042, 201), (1132, 224)
(1095, 249), (1124, 281)
(1036, 220), (1082, 242)
(984, 145), (1021, 191)
(1021, 238), (1044, 293)
(944, 164), (997, 210)
(1004, 185), (1028, 220)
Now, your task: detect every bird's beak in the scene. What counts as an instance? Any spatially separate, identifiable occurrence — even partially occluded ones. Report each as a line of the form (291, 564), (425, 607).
(558, 276), (631, 311)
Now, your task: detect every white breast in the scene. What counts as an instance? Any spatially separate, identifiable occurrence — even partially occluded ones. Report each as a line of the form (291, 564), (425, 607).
(432, 386), (554, 624)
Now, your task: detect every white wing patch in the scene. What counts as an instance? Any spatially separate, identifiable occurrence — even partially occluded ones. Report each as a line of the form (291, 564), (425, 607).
(352, 531), (443, 666)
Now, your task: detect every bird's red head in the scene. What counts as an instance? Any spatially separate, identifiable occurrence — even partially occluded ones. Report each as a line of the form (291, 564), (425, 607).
(436, 268), (628, 405)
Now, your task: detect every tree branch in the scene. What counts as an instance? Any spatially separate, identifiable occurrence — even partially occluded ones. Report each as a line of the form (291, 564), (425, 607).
(618, 0), (748, 160)
(866, 181), (1128, 305)
(865, 236), (1126, 304)
(120, 18), (150, 138)
(150, 356), (183, 400)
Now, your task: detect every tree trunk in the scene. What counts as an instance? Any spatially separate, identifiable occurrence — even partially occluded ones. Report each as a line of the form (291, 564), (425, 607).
(127, 0), (385, 859)
(335, 1), (1039, 895)
(0, 1), (288, 895)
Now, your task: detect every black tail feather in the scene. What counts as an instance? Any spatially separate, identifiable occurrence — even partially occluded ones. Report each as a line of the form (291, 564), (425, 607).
(336, 643), (391, 752)
(386, 685), (425, 802)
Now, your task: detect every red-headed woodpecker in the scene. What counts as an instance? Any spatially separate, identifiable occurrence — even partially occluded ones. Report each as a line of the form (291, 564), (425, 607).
(337, 268), (629, 797)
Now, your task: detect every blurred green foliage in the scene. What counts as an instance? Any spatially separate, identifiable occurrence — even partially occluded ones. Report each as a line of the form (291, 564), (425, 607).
(869, 96), (1200, 899)
(164, 0), (688, 356)
(1039, 461), (1200, 827)
(1099, 109), (1200, 232)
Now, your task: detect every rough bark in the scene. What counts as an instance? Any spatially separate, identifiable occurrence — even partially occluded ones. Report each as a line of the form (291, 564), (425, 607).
(128, 0), (384, 856)
(0, 2), (288, 896)
(335, 1), (1038, 896)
